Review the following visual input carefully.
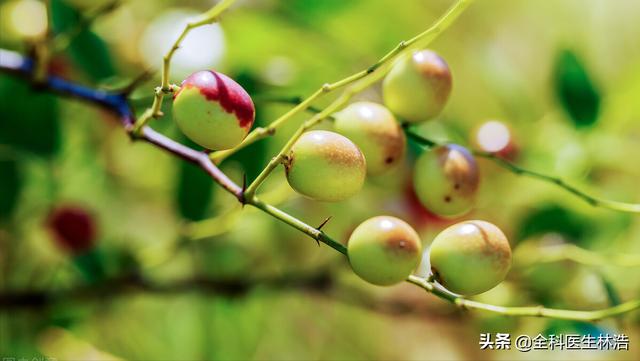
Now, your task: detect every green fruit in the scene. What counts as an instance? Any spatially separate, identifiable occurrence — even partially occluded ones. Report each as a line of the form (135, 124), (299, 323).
(285, 130), (366, 202)
(429, 220), (512, 295)
(334, 102), (406, 175)
(383, 49), (452, 123)
(173, 70), (255, 150)
(348, 216), (422, 286)
(413, 144), (479, 218)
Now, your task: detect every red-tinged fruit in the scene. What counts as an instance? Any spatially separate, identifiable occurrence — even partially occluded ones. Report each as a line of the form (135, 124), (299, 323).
(173, 70), (255, 150)
(403, 181), (459, 229)
(47, 206), (97, 254)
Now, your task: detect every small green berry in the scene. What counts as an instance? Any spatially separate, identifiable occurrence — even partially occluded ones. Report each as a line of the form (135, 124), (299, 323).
(348, 216), (422, 286)
(383, 49), (452, 123)
(173, 70), (255, 150)
(286, 130), (366, 202)
(429, 220), (512, 295)
(413, 144), (479, 218)
(334, 102), (406, 175)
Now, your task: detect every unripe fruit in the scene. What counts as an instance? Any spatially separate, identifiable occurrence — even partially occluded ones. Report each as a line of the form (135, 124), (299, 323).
(173, 70), (255, 150)
(413, 144), (479, 218)
(334, 102), (406, 175)
(429, 220), (512, 295)
(47, 206), (97, 254)
(348, 216), (422, 286)
(285, 130), (366, 202)
(383, 50), (452, 123)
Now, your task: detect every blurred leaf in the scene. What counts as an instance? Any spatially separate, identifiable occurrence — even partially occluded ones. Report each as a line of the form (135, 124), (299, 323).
(0, 157), (21, 220)
(176, 143), (214, 221)
(0, 75), (60, 157)
(554, 50), (600, 127)
(50, 0), (115, 81)
(599, 274), (621, 307)
(101, 245), (141, 277)
(72, 248), (106, 283)
(280, 0), (356, 23)
(516, 204), (591, 245)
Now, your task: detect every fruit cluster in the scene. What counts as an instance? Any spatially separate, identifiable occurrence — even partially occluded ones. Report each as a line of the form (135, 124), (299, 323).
(348, 216), (511, 295)
(169, 49), (513, 295)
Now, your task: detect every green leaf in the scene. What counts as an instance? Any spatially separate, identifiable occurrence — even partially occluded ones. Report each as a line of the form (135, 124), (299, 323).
(50, 0), (115, 81)
(176, 141), (214, 221)
(0, 157), (21, 220)
(516, 204), (591, 245)
(50, 0), (77, 33)
(554, 50), (600, 127)
(72, 248), (106, 284)
(0, 75), (60, 157)
(68, 30), (115, 81)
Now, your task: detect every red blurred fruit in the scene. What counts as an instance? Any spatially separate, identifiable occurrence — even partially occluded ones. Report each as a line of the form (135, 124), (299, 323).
(47, 206), (97, 254)
(403, 181), (460, 229)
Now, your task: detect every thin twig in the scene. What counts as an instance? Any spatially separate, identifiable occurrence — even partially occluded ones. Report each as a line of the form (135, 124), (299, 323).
(132, 0), (237, 135)
(407, 275), (640, 321)
(0, 271), (333, 310)
(209, 0), (475, 165)
(3, 0), (640, 321)
(52, 0), (122, 52)
(515, 243), (640, 268)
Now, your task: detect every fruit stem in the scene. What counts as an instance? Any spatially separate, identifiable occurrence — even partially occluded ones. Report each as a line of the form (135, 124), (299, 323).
(160, 0), (236, 91)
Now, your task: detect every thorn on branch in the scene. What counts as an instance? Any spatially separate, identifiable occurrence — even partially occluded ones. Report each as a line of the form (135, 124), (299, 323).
(240, 174), (248, 206)
(316, 216), (332, 231)
(242, 174), (247, 192)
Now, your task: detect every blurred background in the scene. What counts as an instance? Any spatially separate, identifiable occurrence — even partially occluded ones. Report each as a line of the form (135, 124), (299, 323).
(1, 0), (640, 359)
